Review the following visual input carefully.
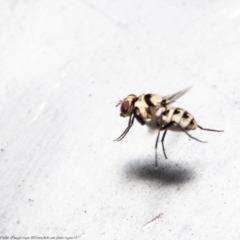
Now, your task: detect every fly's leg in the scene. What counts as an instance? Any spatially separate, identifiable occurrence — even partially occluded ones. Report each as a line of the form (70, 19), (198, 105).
(198, 125), (224, 132)
(161, 129), (168, 159)
(159, 122), (174, 160)
(154, 125), (162, 169)
(114, 114), (135, 141)
(154, 122), (174, 167)
(177, 124), (207, 143)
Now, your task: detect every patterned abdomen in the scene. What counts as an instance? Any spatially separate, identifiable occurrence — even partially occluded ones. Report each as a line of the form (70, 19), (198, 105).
(162, 107), (198, 131)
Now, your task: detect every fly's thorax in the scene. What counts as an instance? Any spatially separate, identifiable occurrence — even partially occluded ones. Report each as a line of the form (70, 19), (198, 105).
(133, 94), (165, 126)
(145, 119), (159, 130)
(133, 95), (151, 120)
(148, 94), (163, 107)
(143, 106), (166, 130)
(119, 94), (137, 117)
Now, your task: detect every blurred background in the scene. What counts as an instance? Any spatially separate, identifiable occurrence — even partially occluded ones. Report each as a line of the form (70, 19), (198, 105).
(0, 0), (239, 239)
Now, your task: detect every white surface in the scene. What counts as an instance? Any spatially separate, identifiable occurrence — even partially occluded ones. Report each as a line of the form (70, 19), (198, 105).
(0, 0), (239, 239)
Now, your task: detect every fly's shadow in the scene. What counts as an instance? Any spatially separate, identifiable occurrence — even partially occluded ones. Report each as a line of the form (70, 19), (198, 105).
(124, 160), (195, 185)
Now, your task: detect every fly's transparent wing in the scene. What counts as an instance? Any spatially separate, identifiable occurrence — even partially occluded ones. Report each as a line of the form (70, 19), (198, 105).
(162, 86), (192, 106)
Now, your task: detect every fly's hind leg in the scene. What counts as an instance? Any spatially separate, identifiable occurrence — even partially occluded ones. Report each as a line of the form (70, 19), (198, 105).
(156, 121), (222, 162)
(198, 125), (224, 132)
(177, 124), (207, 143)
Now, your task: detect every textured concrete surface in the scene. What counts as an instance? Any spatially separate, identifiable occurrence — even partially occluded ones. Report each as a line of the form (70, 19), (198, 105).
(0, 0), (240, 239)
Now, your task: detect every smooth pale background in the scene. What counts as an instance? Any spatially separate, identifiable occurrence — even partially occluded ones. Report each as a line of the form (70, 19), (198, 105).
(0, 0), (239, 239)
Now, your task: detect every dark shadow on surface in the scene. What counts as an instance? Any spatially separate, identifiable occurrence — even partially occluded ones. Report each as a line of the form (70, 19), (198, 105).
(124, 160), (195, 185)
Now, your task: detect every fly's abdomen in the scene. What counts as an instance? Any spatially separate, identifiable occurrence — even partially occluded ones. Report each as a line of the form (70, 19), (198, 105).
(163, 107), (198, 131)
(179, 111), (197, 130)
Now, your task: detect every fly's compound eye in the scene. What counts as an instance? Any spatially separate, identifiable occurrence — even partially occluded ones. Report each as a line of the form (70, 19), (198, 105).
(121, 101), (130, 114)
(119, 94), (136, 117)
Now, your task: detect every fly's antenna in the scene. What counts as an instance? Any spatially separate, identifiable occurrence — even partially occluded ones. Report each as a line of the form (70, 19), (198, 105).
(115, 100), (122, 107)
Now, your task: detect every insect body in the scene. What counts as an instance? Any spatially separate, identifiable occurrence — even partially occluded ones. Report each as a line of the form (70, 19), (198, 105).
(115, 87), (191, 141)
(115, 88), (223, 168)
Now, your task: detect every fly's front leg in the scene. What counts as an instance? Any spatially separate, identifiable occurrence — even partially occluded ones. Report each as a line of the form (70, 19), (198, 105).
(114, 114), (135, 141)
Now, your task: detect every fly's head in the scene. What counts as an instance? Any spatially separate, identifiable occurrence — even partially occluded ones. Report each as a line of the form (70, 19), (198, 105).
(116, 94), (137, 117)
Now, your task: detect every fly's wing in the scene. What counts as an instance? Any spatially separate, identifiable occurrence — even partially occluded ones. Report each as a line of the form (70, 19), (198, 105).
(149, 86), (191, 119)
(144, 86), (191, 118)
(161, 86), (191, 107)
(131, 87), (191, 127)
